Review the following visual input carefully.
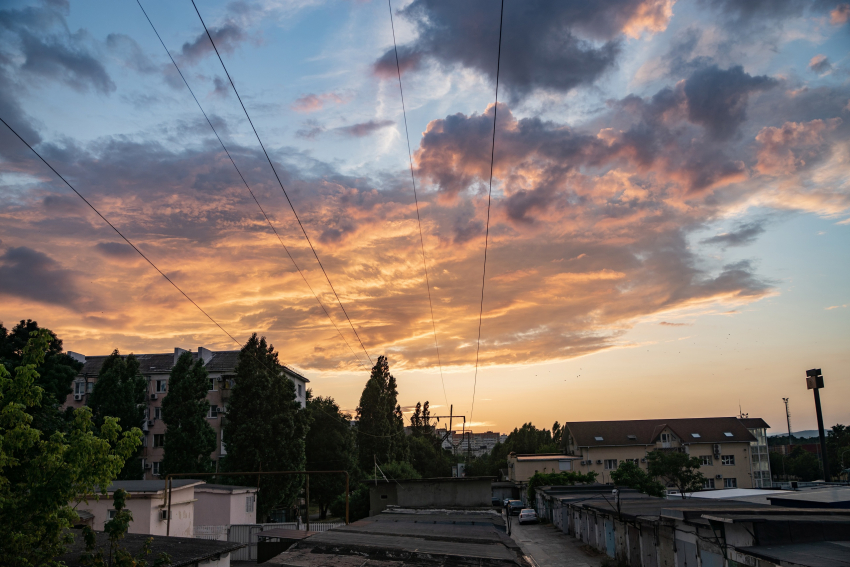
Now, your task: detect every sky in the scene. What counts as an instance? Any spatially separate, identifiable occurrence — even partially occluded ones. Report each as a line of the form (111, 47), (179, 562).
(1, 0), (849, 436)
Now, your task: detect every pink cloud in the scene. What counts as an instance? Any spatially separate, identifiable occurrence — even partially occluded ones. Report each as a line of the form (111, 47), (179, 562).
(291, 92), (350, 113)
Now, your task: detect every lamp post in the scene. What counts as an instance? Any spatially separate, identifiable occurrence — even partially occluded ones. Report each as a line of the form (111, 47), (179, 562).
(805, 369), (831, 482)
(782, 398), (791, 479)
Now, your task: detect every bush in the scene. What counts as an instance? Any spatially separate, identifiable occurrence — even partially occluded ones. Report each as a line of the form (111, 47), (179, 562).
(329, 485), (370, 522)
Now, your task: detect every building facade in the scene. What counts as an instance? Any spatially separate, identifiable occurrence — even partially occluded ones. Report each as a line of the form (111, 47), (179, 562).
(63, 347), (309, 480)
(441, 430), (503, 456)
(563, 417), (772, 490)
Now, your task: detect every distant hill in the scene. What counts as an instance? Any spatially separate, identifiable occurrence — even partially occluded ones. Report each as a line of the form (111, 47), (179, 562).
(769, 430), (820, 439)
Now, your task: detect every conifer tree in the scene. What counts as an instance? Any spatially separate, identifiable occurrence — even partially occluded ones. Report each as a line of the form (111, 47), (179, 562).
(356, 356), (406, 471)
(222, 334), (307, 521)
(161, 352), (216, 476)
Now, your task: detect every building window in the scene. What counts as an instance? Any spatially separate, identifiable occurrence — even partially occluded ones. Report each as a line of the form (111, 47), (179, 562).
(691, 433), (701, 438)
(74, 382), (85, 395)
(604, 459), (618, 470)
(208, 377), (216, 391)
(154, 407), (162, 420)
(152, 462), (160, 476)
(703, 479), (715, 489)
(721, 455), (735, 466)
(724, 432), (734, 437)
(208, 405), (219, 418)
(594, 436), (604, 441)
(142, 436), (148, 448)
(155, 380), (167, 393)
(108, 509), (117, 520)
(246, 495), (255, 513)
(661, 433), (673, 442)
(627, 435), (637, 441)
(700, 455), (712, 466)
(724, 478), (737, 488)
(297, 384), (302, 397)
(153, 434), (165, 448)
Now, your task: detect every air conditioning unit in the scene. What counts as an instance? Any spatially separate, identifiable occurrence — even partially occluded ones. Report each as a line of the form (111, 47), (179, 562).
(596, 460), (602, 465)
(216, 376), (223, 382)
(641, 458), (647, 463)
(74, 394), (83, 401)
(147, 420), (155, 427)
(715, 474), (723, 479)
(713, 444), (721, 455)
(159, 510), (171, 521)
(150, 393), (158, 400)
(579, 460), (585, 465)
(217, 407), (227, 414)
(144, 463), (152, 470)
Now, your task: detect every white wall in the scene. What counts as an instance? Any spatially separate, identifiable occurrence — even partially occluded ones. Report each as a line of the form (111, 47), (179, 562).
(194, 489), (257, 526)
(74, 486), (195, 537)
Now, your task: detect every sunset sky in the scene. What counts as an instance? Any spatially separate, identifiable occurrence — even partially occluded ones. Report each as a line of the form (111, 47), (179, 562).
(1, 0), (849, 436)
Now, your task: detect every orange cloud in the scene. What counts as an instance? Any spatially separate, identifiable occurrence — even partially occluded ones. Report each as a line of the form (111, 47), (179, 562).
(755, 118), (842, 175)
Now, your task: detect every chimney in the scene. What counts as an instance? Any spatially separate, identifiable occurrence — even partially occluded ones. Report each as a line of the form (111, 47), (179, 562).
(67, 351), (86, 364)
(174, 347), (188, 365)
(198, 347), (213, 365)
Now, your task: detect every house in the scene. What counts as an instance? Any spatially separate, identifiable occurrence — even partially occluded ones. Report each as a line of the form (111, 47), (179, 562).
(506, 454), (581, 482)
(563, 417), (772, 489)
(194, 484), (258, 526)
(63, 347), (310, 480)
(74, 479), (203, 538)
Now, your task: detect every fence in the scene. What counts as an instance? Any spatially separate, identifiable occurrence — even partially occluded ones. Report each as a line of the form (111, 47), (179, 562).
(194, 521), (345, 561)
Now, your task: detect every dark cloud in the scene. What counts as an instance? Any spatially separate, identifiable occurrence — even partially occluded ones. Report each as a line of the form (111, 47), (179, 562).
(94, 241), (137, 259)
(296, 119), (325, 140)
(179, 23), (245, 65)
(0, 246), (80, 305)
(809, 54), (832, 74)
(375, 0), (673, 100)
(333, 120), (394, 138)
(701, 221), (766, 247)
(211, 75), (230, 98)
(683, 65), (777, 140)
(105, 33), (158, 74)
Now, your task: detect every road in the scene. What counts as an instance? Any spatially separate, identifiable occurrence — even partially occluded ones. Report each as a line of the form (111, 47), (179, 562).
(505, 513), (604, 567)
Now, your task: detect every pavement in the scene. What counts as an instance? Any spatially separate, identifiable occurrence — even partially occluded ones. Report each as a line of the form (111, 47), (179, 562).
(505, 513), (604, 567)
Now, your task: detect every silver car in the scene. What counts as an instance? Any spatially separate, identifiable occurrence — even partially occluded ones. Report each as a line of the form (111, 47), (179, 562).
(518, 508), (538, 525)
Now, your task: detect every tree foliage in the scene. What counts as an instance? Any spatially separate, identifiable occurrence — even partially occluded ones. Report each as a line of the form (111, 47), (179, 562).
(88, 351), (147, 480)
(305, 392), (357, 519)
(160, 352), (216, 477)
(827, 424), (850, 480)
(0, 330), (141, 567)
(222, 334), (308, 521)
(356, 356), (406, 471)
(610, 460), (665, 497)
(407, 400), (452, 478)
(526, 470), (598, 501)
(646, 450), (705, 498)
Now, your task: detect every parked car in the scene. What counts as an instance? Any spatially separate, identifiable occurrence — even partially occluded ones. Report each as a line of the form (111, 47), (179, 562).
(518, 508), (538, 525)
(507, 500), (524, 515)
(491, 497), (502, 507)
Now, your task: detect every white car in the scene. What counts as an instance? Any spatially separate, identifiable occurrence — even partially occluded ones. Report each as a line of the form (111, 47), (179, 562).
(518, 508), (538, 525)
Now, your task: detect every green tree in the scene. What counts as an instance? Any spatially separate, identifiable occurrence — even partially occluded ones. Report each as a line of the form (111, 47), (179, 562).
(305, 392), (357, 519)
(378, 460), (421, 480)
(610, 460), (665, 497)
(160, 352), (216, 477)
(407, 400), (452, 478)
(222, 333), (308, 521)
(329, 485), (369, 523)
(0, 320), (82, 434)
(356, 356), (406, 471)
(788, 447), (822, 481)
(506, 423), (557, 454)
(88, 351), (147, 480)
(646, 451), (705, 498)
(0, 330), (141, 567)
(826, 424), (850, 480)
(526, 470), (598, 501)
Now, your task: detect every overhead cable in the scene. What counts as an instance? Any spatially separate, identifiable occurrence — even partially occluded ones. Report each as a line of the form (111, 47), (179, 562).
(189, 0), (373, 366)
(469, 0), (504, 427)
(135, 0), (365, 368)
(387, 0), (448, 409)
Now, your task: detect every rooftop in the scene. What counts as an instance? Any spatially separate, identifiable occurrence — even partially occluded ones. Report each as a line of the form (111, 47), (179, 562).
(195, 483), (258, 493)
(737, 541), (850, 567)
(88, 479), (202, 495)
(565, 417), (761, 447)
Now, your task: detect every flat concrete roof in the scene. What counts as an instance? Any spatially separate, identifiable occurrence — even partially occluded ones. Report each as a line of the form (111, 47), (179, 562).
(738, 541), (850, 567)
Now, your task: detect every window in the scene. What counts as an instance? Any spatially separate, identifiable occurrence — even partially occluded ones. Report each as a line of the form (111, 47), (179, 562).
(724, 478), (737, 488)
(208, 405), (219, 418)
(700, 455), (712, 466)
(721, 455), (735, 466)
(297, 384), (302, 397)
(152, 462), (160, 476)
(108, 509), (117, 520)
(627, 435), (637, 441)
(604, 459), (618, 470)
(594, 436), (604, 441)
(153, 434), (165, 448)
(220, 441), (227, 456)
(154, 407), (161, 420)
(208, 377), (216, 391)
(661, 433), (674, 442)
(155, 379), (167, 393)
(142, 436), (148, 448)
(703, 479), (715, 489)
(246, 495), (255, 513)
(724, 432), (734, 437)
(691, 433), (701, 438)
(74, 382), (85, 395)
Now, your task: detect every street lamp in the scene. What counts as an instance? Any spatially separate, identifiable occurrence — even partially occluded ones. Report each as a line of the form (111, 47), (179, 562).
(805, 369), (831, 482)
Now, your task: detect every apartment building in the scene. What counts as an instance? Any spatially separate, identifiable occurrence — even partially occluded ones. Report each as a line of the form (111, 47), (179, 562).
(563, 417), (772, 490)
(441, 430), (503, 456)
(63, 347), (309, 480)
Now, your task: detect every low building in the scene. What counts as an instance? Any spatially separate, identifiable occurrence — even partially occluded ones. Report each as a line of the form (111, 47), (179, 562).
(63, 347), (309, 480)
(368, 477), (494, 516)
(506, 453), (581, 482)
(75, 479), (203, 538)
(563, 417), (771, 489)
(194, 484), (259, 526)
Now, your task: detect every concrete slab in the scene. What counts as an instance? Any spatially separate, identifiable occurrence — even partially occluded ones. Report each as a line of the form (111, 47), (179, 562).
(506, 517), (604, 567)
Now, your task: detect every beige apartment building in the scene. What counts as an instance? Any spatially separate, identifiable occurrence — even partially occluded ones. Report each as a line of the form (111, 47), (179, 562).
(63, 347), (309, 480)
(507, 453), (582, 483)
(563, 417), (772, 490)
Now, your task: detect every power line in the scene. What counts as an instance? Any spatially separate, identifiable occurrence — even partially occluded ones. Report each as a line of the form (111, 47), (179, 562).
(135, 0), (365, 369)
(189, 0), (373, 366)
(387, 0), (448, 409)
(470, 0), (504, 427)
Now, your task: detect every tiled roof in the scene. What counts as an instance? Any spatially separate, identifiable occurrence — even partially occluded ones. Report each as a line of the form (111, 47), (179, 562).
(739, 417), (771, 429)
(203, 351), (239, 372)
(566, 417), (758, 447)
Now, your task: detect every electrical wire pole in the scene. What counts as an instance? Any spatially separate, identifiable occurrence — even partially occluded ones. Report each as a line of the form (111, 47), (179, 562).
(783, 397), (792, 467)
(805, 369), (831, 482)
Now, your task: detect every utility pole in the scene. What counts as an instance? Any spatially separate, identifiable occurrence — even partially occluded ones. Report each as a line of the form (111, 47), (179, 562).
(805, 369), (831, 482)
(782, 398), (791, 479)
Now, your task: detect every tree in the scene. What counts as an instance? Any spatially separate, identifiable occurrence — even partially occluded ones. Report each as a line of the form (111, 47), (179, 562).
(160, 352), (216, 477)
(222, 334), (308, 521)
(505, 423), (558, 454)
(646, 451), (705, 498)
(526, 470), (598, 501)
(0, 320), (82, 434)
(355, 356), (406, 471)
(305, 392), (357, 519)
(378, 460), (421, 480)
(406, 400), (452, 478)
(826, 424), (850, 480)
(610, 460), (665, 497)
(788, 447), (822, 481)
(88, 351), (147, 480)
(0, 330), (141, 567)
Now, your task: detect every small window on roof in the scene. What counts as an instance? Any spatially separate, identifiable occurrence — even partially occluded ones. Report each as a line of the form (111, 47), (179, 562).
(691, 433), (701, 438)
(594, 436), (604, 441)
(724, 432), (734, 437)
(627, 435), (637, 440)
